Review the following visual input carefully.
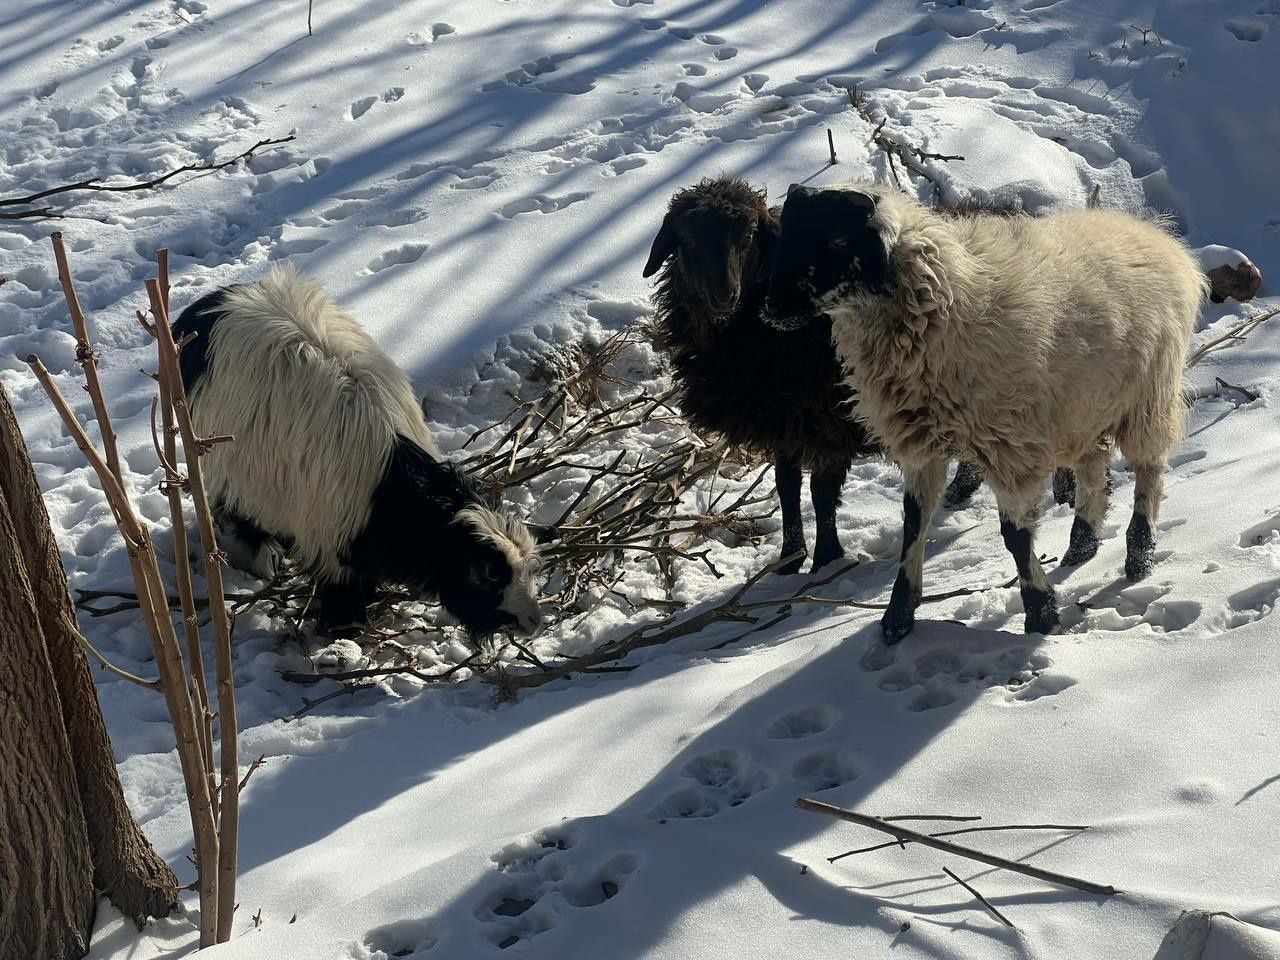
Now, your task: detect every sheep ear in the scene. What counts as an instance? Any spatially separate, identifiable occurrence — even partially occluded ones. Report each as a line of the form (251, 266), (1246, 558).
(786, 182), (802, 196)
(845, 189), (877, 212)
(642, 215), (678, 278)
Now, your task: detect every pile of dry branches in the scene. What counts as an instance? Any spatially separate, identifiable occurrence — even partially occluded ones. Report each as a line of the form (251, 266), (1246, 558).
(28, 236), (240, 947)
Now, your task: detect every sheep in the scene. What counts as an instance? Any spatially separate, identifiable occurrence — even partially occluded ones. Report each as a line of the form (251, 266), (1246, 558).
(170, 263), (555, 640)
(764, 182), (1207, 642)
(641, 175), (876, 573)
(642, 176), (1035, 573)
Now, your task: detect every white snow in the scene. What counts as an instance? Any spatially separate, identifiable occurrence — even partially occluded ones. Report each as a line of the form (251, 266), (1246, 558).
(2, 0), (1279, 957)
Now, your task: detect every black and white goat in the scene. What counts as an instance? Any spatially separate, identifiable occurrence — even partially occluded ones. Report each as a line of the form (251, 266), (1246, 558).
(171, 264), (552, 639)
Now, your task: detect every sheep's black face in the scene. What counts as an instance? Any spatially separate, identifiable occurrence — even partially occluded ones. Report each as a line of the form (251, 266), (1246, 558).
(764, 185), (894, 330)
(643, 192), (770, 321)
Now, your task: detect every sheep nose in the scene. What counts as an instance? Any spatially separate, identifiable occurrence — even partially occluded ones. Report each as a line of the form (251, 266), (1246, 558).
(514, 610), (543, 638)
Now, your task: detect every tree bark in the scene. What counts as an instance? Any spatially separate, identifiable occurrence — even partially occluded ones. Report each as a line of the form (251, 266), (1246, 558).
(0, 382), (178, 960)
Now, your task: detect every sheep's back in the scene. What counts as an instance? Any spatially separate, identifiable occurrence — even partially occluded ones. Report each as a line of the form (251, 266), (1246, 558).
(186, 266), (437, 578)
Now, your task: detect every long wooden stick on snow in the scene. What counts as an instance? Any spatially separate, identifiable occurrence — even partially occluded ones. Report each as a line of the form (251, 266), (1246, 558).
(796, 798), (1119, 896)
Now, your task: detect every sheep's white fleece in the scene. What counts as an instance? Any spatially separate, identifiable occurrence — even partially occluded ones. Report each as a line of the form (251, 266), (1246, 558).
(187, 263), (439, 580)
(825, 183), (1209, 490)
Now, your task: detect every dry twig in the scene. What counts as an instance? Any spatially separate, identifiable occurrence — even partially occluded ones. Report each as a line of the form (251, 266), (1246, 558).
(796, 798), (1118, 896)
(943, 866), (1017, 929)
(0, 136), (296, 219)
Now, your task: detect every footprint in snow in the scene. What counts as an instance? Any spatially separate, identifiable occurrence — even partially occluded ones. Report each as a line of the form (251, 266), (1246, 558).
(861, 634), (1061, 712)
(365, 243), (430, 273)
(646, 747), (775, 820)
(448, 825), (640, 951)
(497, 193), (591, 219)
(349, 96), (378, 120)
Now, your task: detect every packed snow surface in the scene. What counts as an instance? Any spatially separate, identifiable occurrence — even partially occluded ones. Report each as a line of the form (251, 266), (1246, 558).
(1, 0), (1278, 957)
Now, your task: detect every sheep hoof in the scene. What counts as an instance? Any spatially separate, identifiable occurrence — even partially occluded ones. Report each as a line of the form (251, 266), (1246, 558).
(1124, 515), (1156, 581)
(881, 571), (917, 644)
(1060, 517), (1099, 567)
(810, 545), (845, 571)
(776, 548), (807, 575)
(1021, 588), (1060, 635)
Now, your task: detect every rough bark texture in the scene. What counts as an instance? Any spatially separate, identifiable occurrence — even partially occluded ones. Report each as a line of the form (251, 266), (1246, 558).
(0, 382), (178, 960)
(0, 445), (96, 959)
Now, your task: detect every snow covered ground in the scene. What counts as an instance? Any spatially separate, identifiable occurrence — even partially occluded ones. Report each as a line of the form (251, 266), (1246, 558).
(2, 0), (1279, 957)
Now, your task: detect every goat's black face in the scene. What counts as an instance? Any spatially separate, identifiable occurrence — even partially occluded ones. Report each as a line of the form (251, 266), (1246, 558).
(764, 185), (895, 330)
(643, 203), (765, 319)
(434, 526), (541, 642)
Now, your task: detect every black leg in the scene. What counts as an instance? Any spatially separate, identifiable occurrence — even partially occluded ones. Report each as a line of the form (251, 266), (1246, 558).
(1051, 467), (1076, 507)
(1125, 464), (1162, 580)
(809, 460), (849, 571)
(1061, 449), (1109, 567)
(997, 510), (1059, 635)
(942, 460), (984, 509)
(317, 578), (372, 637)
(881, 460), (946, 645)
(775, 454), (806, 574)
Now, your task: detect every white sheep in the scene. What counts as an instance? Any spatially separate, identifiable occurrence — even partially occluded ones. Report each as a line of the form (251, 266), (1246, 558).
(764, 183), (1208, 641)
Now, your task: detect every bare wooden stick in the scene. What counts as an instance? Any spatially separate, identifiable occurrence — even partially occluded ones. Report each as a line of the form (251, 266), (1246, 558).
(1185, 308), (1279, 368)
(796, 798), (1118, 896)
(0, 136), (297, 216)
(827, 128), (837, 165)
(51, 232), (123, 489)
(829, 823), (1088, 862)
(71, 623), (160, 689)
(26, 353), (222, 945)
(152, 249), (216, 810)
(943, 866), (1016, 929)
(149, 278), (240, 943)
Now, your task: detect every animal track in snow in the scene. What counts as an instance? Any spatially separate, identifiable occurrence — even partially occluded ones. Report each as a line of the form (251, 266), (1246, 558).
(358, 918), (440, 957)
(382, 87), (405, 103)
(646, 748), (774, 819)
(863, 639), (1055, 713)
(876, 8), (999, 52)
(498, 192), (591, 219)
(713, 46), (738, 61)
(612, 0), (654, 5)
(365, 243), (429, 273)
(448, 165), (499, 189)
(408, 22), (456, 44)
(268, 236), (329, 259)
(482, 55), (595, 95)
(1225, 579), (1280, 629)
(791, 749), (858, 791)
(766, 706), (836, 740)
(349, 96), (378, 120)
(478, 827), (640, 950)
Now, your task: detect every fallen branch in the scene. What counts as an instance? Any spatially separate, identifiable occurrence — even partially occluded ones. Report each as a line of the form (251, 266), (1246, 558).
(1185, 308), (1279, 368)
(0, 136), (296, 218)
(848, 87), (963, 197)
(943, 866), (1016, 929)
(829, 822), (1088, 862)
(797, 798), (1118, 896)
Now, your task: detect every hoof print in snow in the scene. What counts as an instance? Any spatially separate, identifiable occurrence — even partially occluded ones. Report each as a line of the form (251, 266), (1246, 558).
(646, 748), (774, 819)
(766, 706), (837, 740)
(359, 918), (439, 957)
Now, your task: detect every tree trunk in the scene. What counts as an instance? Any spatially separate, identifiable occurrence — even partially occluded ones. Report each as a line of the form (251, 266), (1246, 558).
(0, 382), (178, 960)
